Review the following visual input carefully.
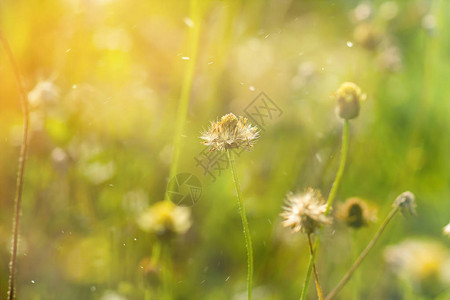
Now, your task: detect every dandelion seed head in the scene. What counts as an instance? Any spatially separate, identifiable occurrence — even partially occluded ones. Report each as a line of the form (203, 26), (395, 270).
(280, 188), (331, 234)
(200, 113), (259, 152)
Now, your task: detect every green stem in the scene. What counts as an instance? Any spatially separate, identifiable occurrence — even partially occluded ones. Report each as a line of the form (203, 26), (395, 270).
(168, 0), (201, 185)
(325, 120), (350, 214)
(1, 30), (30, 300)
(160, 243), (173, 300)
(352, 230), (359, 300)
(300, 234), (321, 300)
(227, 150), (253, 300)
(307, 234), (324, 300)
(300, 120), (350, 300)
(325, 207), (399, 300)
(143, 242), (162, 300)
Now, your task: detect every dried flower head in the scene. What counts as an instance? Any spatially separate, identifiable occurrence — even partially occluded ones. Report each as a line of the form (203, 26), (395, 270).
(337, 197), (377, 229)
(281, 188), (332, 234)
(137, 201), (191, 237)
(443, 222), (450, 238)
(393, 191), (416, 216)
(200, 113), (259, 152)
(334, 82), (366, 120)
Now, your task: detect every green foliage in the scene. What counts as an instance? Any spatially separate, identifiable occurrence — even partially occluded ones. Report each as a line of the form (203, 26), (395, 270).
(0, 0), (449, 299)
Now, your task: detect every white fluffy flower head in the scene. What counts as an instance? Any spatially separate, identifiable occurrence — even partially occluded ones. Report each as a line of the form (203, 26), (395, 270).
(281, 188), (332, 234)
(201, 113), (259, 152)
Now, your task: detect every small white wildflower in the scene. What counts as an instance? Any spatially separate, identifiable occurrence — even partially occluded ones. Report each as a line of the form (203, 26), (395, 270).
(200, 113), (259, 152)
(280, 188), (331, 234)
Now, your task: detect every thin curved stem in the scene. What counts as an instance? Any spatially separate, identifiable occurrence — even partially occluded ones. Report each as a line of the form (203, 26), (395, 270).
(227, 150), (253, 300)
(351, 230), (359, 300)
(325, 120), (350, 214)
(0, 30), (30, 300)
(307, 234), (324, 300)
(325, 207), (399, 300)
(161, 243), (174, 300)
(300, 120), (350, 300)
(300, 232), (321, 300)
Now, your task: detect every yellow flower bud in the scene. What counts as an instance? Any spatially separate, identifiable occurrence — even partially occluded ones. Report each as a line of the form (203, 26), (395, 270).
(334, 82), (366, 120)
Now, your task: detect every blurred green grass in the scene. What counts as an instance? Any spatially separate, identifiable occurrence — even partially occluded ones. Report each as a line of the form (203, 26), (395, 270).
(1, 0), (449, 299)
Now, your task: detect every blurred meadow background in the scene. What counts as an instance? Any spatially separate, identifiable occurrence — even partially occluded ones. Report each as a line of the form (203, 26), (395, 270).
(1, 0), (450, 299)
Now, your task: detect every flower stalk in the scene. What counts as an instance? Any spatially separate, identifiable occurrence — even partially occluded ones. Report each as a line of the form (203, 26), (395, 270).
(351, 230), (360, 300)
(1, 30), (30, 300)
(281, 189), (331, 300)
(325, 206), (398, 300)
(227, 150), (254, 300)
(307, 234), (324, 300)
(326, 191), (415, 299)
(326, 120), (350, 214)
(201, 112), (258, 299)
(300, 120), (350, 300)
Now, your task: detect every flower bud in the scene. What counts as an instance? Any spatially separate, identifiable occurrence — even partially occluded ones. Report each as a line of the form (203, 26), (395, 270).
(337, 197), (377, 229)
(393, 191), (416, 216)
(334, 82), (366, 120)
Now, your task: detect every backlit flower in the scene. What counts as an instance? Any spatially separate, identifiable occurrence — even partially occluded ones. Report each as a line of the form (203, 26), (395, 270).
(281, 188), (331, 234)
(200, 113), (259, 152)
